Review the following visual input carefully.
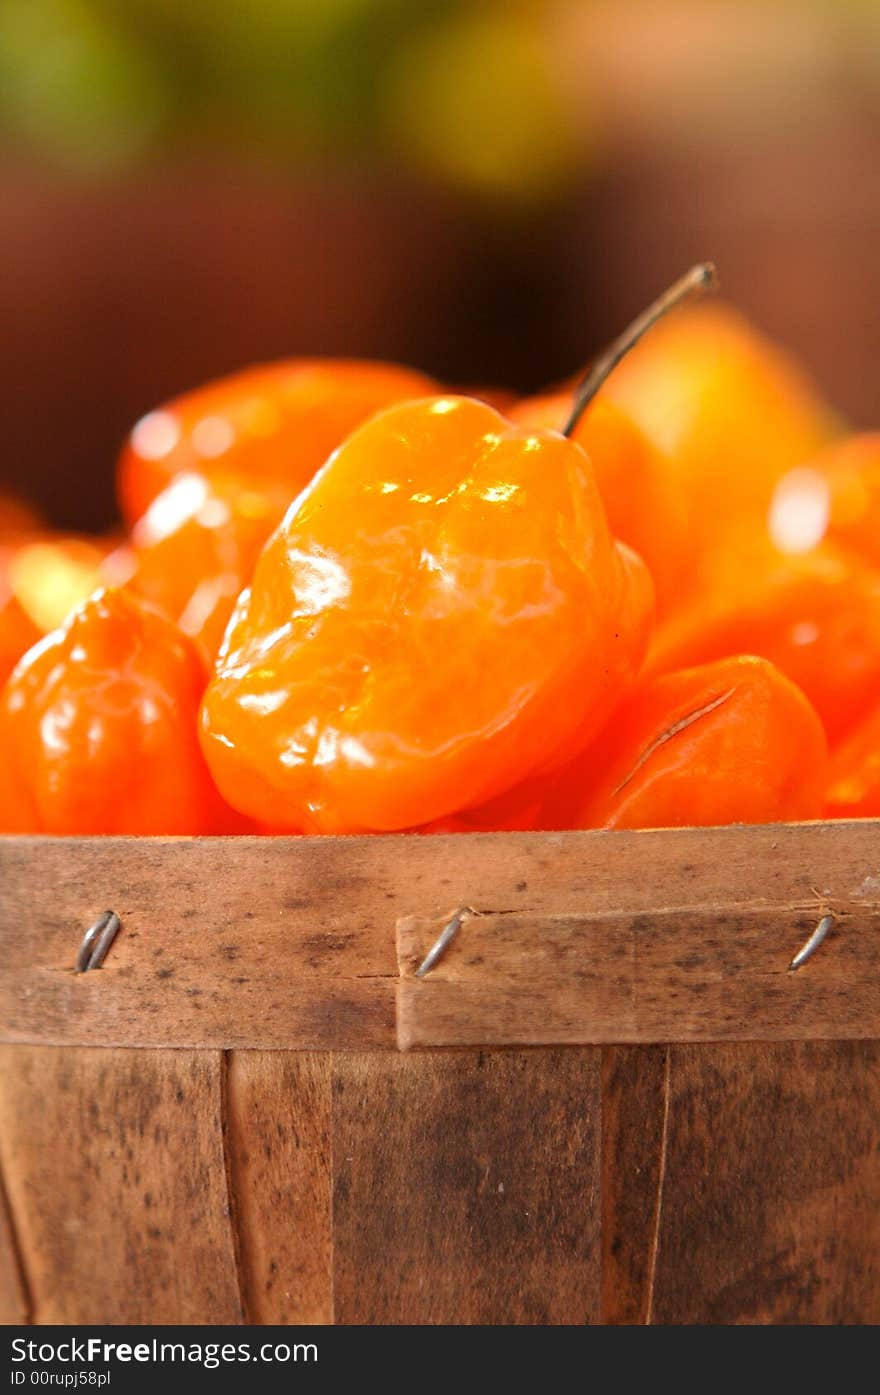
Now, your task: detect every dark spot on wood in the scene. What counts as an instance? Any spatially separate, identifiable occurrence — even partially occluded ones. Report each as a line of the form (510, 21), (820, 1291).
(676, 953), (706, 970)
(303, 933), (356, 954)
(628, 914), (655, 936)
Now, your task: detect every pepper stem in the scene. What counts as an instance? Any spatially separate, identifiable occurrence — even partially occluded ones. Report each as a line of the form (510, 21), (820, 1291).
(562, 261), (719, 438)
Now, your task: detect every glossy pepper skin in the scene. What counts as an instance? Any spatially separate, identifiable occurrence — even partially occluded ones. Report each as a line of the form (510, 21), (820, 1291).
(601, 303), (837, 574)
(0, 546), (40, 687)
(124, 471), (291, 663)
(779, 433), (880, 567)
(649, 542), (880, 745)
(547, 655), (827, 831)
(826, 707), (880, 819)
(200, 395), (654, 833)
(6, 536), (105, 635)
(0, 588), (236, 835)
(118, 358), (439, 526)
(511, 392), (689, 612)
(0, 535), (108, 687)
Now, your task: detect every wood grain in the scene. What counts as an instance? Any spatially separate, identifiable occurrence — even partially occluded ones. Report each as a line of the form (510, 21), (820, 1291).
(600, 1045), (668, 1324)
(331, 1048), (602, 1324)
(1, 822), (878, 1049)
(397, 897), (880, 1048)
(642, 1042), (880, 1324)
(224, 1051), (333, 1324)
(0, 1044), (243, 1323)
(0, 1162), (29, 1324)
(1, 1040), (879, 1324)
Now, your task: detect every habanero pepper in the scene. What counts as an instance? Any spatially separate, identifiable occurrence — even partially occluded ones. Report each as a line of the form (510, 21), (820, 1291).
(118, 358), (440, 527)
(541, 655), (828, 831)
(648, 539), (880, 746)
(601, 299), (838, 583)
(198, 394), (654, 833)
(0, 544), (40, 688)
(510, 392), (689, 614)
(826, 706), (880, 819)
(0, 588), (243, 835)
(417, 654), (828, 833)
(122, 470), (292, 664)
(6, 535), (105, 635)
(0, 534), (108, 686)
(766, 432), (880, 569)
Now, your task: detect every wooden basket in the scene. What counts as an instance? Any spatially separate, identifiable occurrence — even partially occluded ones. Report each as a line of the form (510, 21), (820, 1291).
(1, 822), (879, 1325)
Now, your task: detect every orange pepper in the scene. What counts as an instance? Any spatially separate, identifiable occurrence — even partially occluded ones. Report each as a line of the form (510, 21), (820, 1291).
(601, 302), (838, 582)
(649, 541), (880, 745)
(200, 395), (654, 833)
(826, 707), (880, 819)
(0, 588), (239, 834)
(511, 392), (689, 611)
(453, 384), (520, 415)
(545, 655), (827, 830)
(766, 433), (880, 568)
(0, 544), (40, 688)
(124, 471), (291, 664)
(7, 536), (105, 635)
(117, 358), (440, 526)
(0, 534), (107, 687)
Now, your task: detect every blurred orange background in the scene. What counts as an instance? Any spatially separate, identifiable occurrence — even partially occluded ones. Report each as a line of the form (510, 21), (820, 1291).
(2, 0), (880, 530)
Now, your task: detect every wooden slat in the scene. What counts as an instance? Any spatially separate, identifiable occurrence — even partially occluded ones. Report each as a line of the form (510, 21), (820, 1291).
(600, 1045), (668, 1324)
(397, 895), (880, 1047)
(645, 1042), (880, 1324)
(224, 1051), (333, 1324)
(0, 1044), (244, 1324)
(0, 1165), (29, 1325)
(0, 822), (878, 1048)
(0, 835), (398, 1050)
(331, 1048), (602, 1324)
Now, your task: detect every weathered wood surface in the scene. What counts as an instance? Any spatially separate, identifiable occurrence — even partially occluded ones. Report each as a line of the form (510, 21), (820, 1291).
(1, 823), (879, 1324)
(225, 1052), (333, 1324)
(0, 1163), (29, 1324)
(0, 1046), (243, 1324)
(600, 1044), (668, 1324)
(1, 822), (879, 1048)
(397, 897), (880, 1047)
(639, 1042), (880, 1324)
(1, 1041), (878, 1324)
(331, 1049), (602, 1324)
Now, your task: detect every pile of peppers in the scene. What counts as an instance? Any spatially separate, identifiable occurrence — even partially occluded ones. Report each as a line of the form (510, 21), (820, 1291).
(1, 265), (878, 836)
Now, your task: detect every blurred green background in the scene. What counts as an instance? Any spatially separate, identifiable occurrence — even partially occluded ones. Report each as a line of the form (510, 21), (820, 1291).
(3, 0), (880, 527)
